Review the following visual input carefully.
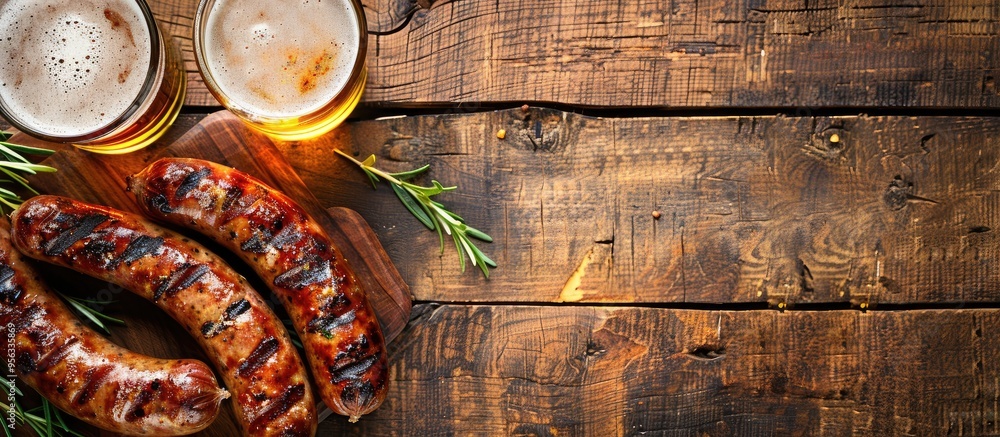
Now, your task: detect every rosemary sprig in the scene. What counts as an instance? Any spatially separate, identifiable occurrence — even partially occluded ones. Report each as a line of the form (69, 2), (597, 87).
(0, 379), (84, 437)
(0, 130), (56, 212)
(335, 149), (497, 278)
(58, 293), (126, 335)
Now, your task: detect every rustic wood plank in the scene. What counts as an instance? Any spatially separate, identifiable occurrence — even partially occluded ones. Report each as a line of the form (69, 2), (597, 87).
(148, 0), (1000, 108)
(283, 109), (1000, 306)
(318, 304), (1000, 436)
(10, 110), (1000, 306)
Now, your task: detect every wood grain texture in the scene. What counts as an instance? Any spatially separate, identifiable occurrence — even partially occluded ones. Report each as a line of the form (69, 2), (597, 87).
(148, 0), (1000, 108)
(320, 304), (1000, 436)
(280, 108), (1000, 306)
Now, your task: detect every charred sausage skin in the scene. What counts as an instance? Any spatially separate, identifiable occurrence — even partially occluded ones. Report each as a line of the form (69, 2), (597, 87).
(0, 221), (227, 435)
(11, 196), (317, 436)
(128, 158), (388, 422)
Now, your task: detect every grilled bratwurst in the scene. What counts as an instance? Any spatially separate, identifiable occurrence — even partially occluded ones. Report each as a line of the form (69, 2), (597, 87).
(11, 196), (317, 436)
(128, 158), (388, 422)
(0, 220), (227, 435)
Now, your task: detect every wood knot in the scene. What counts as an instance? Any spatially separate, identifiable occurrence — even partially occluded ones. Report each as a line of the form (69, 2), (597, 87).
(883, 176), (912, 210)
(584, 341), (606, 358)
(517, 110), (568, 153)
(687, 346), (726, 361)
(806, 127), (847, 160)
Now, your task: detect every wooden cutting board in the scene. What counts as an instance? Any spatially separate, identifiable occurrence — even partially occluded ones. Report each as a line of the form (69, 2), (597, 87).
(11, 111), (412, 436)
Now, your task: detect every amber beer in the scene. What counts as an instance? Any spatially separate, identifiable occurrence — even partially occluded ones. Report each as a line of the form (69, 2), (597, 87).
(0, 0), (185, 154)
(195, 0), (367, 141)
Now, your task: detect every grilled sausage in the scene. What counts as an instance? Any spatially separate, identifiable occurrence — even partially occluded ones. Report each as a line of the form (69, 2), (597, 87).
(0, 220), (227, 435)
(10, 196), (317, 436)
(128, 158), (388, 422)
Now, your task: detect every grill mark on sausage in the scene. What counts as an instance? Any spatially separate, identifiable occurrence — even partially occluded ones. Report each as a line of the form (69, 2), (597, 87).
(125, 387), (155, 421)
(273, 256), (330, 290)
(201, 298), (252, 338)
(335, 334), (369, 361)
(320, 293), (351, 313)
(175, 168), (212, 199)
(43, 214), (108, 256)
(9, 304), (42, 334)
(329, 354), (378, 383)
(0, 265), (21, 304)
(341, 380), (376, 409)
(83, 238), (116, 257)
(240, 227), (270, 254)
(240, 223), (302, 254)
(74, 366), (114, 405)
(224, 298), (251, 320)
(149, 194), (173, 214)
(33, 337), (79, 372)
(237, 337), (279, 378)
(221, 186), (243, 213)
(112, 235), (164, 268)
(248, 384), (306, 434)
(200, 321), (220, 338)
(268, 223), (300, 250)
(219, 190), (263, 225)
(307, 310), (355, 336)
(153, 264), (210, 302)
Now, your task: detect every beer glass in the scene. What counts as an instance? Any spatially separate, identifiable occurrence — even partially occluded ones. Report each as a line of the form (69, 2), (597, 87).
(0, 0), (186, 154)
(194, 0), (368, 141)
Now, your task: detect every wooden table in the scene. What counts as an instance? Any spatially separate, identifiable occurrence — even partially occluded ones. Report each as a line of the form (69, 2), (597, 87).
(7, 0), (1000, 435)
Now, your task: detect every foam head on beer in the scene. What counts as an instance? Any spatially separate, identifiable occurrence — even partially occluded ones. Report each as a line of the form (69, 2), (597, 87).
(0, 0), (153, 137)
(201, 0), (361, 119)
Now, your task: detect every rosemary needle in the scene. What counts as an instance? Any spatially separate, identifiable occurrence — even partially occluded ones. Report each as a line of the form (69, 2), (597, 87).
(0, 379), (83, 437)
(335, 149), (497, 278)
(0, 130), (56, 212)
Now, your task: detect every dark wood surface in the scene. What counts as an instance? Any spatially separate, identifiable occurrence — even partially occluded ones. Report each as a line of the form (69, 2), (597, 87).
(8, 109), (1000, 435)
(3, 0), (1000, 435)
(287, 109), (1000, 307)
(150, 0), (1000, 108)
(355, 305), (999, 436)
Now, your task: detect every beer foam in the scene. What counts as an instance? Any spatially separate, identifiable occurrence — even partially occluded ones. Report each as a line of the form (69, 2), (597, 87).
(0, 0), (152, 137)
(202, 0), (361, 118)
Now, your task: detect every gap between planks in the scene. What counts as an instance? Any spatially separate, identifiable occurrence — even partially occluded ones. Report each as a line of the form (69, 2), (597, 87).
(410, 300), (1000, 313)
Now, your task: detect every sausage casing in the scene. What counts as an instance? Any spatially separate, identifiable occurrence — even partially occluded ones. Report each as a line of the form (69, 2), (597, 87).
(128, 158), (388, 422)
(11, 196), (317, 436)
(0, 221), (227, 435)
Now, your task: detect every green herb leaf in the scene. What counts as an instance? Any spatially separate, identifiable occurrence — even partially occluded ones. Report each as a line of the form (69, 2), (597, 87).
(59, 292), (125, 334)
(335, 149), (496, 278)
(2, 412), (12, 437)
(0, 142), (55, 156)
(390, 183), (434, 229)
(0, 381), (82, 437)
(0, 131), (56, 213)
(389, 164), (430, 181)
(465, 226), (493, 243)
(42, 397), (53, 437)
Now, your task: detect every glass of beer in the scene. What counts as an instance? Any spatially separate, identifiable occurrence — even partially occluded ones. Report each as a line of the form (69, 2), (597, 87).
(194, 0), (368, 141)
(0, 0), (186, 154)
